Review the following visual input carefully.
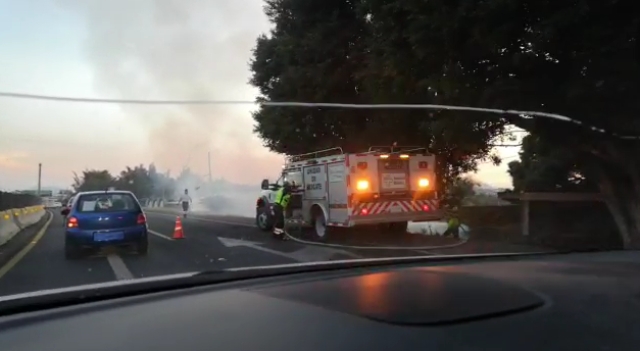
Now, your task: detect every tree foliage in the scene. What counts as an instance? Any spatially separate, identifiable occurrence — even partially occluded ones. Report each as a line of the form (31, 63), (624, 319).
(444, 176), (478, 208)
(250, 0), (507, 193)
(507, 135), (597, 193)
(251, 0), (640, 247)
(71, 164), (190, 200)
(72, 170), (115, 193)
(71, 162), (258, 202)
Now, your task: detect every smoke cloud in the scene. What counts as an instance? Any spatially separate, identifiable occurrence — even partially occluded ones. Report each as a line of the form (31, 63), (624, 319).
(59, 0), (282, 187)
(58, 0), (286, 216)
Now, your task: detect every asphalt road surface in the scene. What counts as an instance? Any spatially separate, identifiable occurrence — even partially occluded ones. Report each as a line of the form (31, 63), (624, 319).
(0, 209), (543, 297)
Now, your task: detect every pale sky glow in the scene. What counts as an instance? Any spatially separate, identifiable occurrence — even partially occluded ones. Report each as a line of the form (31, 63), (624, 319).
(0, 0), (519, 191)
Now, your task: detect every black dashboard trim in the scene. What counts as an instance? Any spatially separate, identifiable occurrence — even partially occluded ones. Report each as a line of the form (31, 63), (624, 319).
(0, 250), (581, 318)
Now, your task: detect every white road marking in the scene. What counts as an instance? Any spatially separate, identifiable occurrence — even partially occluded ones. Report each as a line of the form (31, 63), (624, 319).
(217, 237), (363, 262)
(218, 237), (303, 261)
(148, 229), (174, 241)
(106, 254), (135, 280)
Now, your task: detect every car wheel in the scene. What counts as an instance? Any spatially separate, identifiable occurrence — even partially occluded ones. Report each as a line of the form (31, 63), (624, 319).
(136, 238), (149, 256)
(256, 206), (273, 231)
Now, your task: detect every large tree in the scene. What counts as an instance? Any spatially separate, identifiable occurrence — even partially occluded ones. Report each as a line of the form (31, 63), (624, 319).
(250, 0), (640, 247)
(250, 0), (506, 195)
(115, 165), (154, 199)
(250, 0), (368, 155)
(358, 0), (639, 246)
(507, 134), (597, 193)
(72, 170), (116, 193)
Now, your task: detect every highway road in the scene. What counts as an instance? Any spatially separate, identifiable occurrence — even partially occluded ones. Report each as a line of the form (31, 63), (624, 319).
(0, 210), (543, 297)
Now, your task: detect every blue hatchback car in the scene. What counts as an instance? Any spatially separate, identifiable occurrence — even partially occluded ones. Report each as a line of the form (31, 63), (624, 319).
(61, 190), (148, 259)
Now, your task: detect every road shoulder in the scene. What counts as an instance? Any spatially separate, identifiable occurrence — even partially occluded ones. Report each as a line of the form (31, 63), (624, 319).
(0, 211), (52, 271)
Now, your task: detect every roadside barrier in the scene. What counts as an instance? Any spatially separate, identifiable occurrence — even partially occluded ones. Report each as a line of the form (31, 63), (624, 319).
(0, 205), (46, 246)
(143, 199), (166, 208)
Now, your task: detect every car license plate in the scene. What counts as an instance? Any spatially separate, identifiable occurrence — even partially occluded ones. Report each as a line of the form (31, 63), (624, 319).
(389, 205), (402, 213)
(93, 231), (124, 242)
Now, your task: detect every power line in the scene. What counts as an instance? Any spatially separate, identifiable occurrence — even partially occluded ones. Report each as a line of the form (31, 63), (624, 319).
(0, 91), (637, 140)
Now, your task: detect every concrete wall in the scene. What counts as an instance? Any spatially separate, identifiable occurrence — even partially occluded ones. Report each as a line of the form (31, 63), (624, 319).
(0, 205), (46, 246)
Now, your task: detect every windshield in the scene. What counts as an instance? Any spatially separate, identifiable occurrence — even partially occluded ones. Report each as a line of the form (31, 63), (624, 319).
(75, 193), (139, 213)
(0, 1), (637, 300)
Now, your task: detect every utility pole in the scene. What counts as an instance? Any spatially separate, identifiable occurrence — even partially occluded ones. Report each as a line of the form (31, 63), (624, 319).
(37, 163), (42, 197)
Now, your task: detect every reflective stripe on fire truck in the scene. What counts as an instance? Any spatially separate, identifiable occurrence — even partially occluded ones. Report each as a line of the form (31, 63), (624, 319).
(351, 200), (437, 216)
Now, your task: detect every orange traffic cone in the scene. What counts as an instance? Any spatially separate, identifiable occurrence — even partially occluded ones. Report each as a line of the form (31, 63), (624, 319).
(172, 216), (185, 239)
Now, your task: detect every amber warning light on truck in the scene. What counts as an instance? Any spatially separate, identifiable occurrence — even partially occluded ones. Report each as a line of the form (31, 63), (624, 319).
(356, 179), (370, 191)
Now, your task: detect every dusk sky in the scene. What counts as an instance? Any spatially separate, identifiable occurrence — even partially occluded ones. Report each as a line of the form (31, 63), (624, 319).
(0, 0), (520, 191)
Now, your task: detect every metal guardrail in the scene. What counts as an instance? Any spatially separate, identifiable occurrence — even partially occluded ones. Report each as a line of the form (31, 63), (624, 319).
(0, 192), (41, 212)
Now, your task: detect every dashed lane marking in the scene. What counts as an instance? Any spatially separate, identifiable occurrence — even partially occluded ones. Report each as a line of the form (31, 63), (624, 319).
(148, 229), (174, 241)
(0, 211), (53, 280)
(106, 254), (135, 280)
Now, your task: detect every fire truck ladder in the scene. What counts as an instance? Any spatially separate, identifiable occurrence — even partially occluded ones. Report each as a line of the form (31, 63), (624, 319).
(285, 147), (344, 165)
(368, 145), (431, 155)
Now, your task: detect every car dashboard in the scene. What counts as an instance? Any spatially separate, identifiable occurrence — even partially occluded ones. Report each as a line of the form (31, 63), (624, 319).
(0, 251), (639, 351)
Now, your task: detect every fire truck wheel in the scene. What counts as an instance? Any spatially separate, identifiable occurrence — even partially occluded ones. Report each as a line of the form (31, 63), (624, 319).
(256, 206), (273, 231)
(311, 210), (330, 241)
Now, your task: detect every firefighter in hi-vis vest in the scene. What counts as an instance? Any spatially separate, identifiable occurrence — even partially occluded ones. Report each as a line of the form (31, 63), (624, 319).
(442, 207), (461, 239)
(272, 181), (293, 240)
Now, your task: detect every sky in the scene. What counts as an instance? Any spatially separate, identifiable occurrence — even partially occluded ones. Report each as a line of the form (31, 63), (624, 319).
(0, 0), (521, 191)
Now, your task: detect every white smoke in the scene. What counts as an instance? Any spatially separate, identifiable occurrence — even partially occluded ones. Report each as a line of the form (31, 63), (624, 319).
(59, 0), (283, 217)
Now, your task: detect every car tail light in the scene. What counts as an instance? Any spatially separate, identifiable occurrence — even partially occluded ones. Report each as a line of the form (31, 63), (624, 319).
(67, 217), (78, 228)
(422, 204), (430, 211)
(137, 213), (147, 225)
(360, 208), (369, 215)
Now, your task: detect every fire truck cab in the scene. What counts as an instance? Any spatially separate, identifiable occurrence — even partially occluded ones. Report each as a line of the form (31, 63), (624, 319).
(255, 146), (444, 240)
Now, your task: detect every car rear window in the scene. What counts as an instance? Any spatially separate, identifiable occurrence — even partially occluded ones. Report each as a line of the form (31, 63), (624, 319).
(76, 193), (140, 213)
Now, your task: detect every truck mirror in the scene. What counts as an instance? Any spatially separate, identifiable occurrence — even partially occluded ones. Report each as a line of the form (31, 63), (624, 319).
(261, 179), (270, 190)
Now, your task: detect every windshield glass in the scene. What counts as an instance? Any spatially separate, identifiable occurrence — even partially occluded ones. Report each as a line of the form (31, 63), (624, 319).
(76, 193), (139, 213)
(0, 0), (636, 299)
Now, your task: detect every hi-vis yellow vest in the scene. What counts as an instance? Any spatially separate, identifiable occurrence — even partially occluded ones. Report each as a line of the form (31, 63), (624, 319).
(274, 188), (291, 208)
